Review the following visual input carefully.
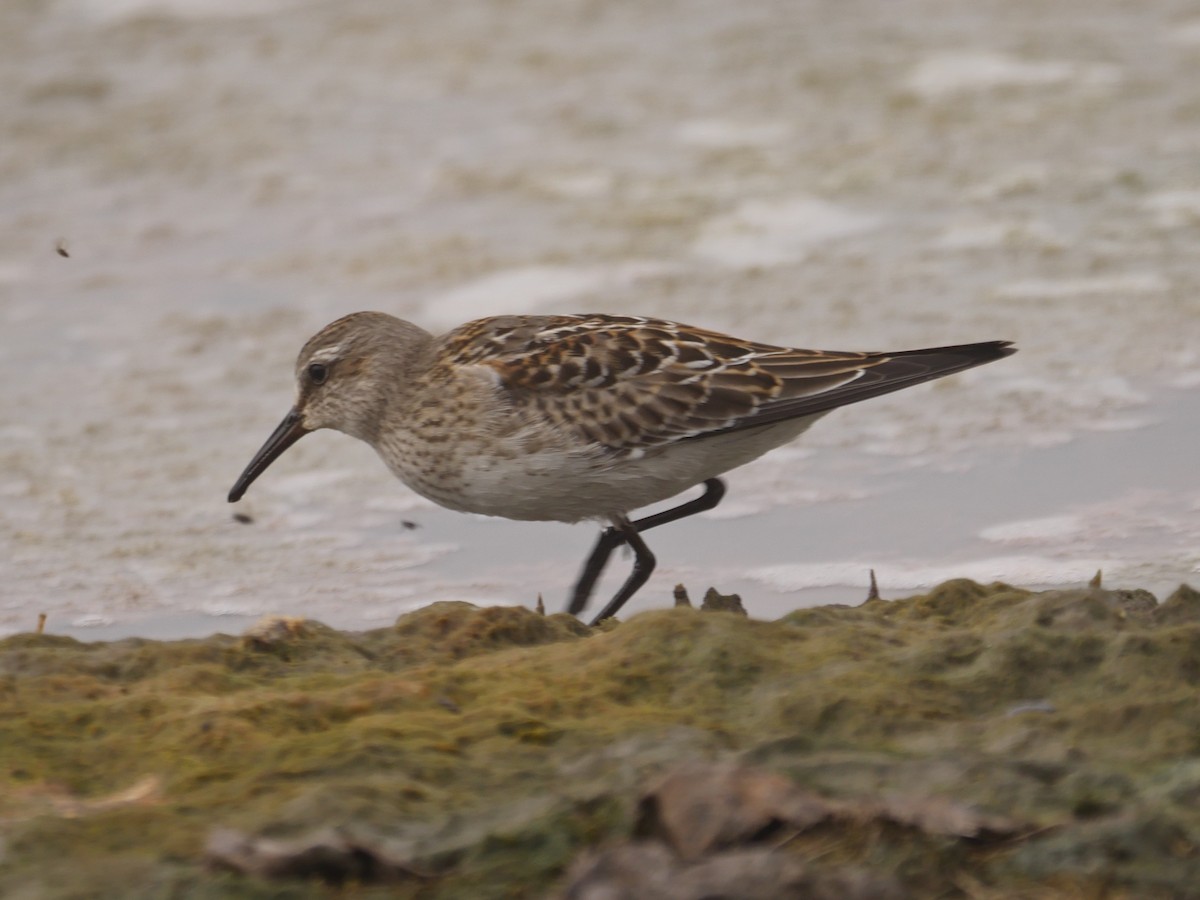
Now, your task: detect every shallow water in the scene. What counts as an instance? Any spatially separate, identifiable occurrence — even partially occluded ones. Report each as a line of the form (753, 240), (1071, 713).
(1, 0), (1198, 638)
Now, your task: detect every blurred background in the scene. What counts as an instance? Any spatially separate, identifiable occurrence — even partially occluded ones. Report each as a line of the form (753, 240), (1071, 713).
(1, 0), (1197, 638)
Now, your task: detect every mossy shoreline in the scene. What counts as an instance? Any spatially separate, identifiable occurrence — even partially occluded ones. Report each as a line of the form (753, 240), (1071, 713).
(3, 580), (1200, 898)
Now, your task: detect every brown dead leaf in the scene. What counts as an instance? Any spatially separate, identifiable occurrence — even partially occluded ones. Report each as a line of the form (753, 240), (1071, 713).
(637, 763), (1031, 863)
(637, 762), (833, 861)
(559, 841), (904, 900)
(205, 827), (428, 884)
(856, 793), (1027, 841)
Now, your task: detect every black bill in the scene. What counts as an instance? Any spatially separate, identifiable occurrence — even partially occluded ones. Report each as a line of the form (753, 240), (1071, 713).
(228, 408), (310, 502)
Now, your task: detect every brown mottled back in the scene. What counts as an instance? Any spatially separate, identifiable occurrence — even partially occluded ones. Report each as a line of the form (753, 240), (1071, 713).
(439, 314), (916, 455)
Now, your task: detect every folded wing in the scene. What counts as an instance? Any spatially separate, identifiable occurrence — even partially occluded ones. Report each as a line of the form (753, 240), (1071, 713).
(443, 314), (1014, 455)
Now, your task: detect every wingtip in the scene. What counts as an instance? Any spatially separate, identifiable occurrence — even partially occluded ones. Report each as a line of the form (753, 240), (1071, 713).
(955, 339), (1016, 367)
(936, 339), (1017, 361)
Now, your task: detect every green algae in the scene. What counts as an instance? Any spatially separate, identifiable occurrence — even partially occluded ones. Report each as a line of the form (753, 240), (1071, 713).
(1, 584), (1199, 898)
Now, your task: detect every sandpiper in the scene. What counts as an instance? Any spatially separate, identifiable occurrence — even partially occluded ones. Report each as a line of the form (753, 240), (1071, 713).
(229, 313), (1014, 623)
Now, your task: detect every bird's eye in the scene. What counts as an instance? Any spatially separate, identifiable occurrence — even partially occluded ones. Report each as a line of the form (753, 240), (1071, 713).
(307, 362), (328, 385)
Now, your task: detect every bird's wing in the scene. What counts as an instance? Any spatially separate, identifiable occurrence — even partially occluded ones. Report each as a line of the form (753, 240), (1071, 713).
(442, 314), (1013, 454)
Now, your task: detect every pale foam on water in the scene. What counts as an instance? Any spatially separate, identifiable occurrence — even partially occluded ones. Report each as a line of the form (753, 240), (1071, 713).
(906, 52), (1120, 98)
(420, 262), (676, 330)
(692, 196), (882, 268)
(674, 119), (793, 149)
(70, 0), (303, 22)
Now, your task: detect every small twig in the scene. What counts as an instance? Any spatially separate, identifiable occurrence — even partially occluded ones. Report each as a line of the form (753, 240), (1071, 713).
(866, 569), (880, 601)
(673, 584), (692, 608)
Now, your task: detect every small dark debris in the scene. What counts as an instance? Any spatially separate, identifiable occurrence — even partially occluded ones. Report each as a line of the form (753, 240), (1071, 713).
(233, 512), (254, 524)
(700, 588), (746, 616)
(55, 239), (69, 258)
(241, 616), (308, 649)
(401, 520), (418, 530)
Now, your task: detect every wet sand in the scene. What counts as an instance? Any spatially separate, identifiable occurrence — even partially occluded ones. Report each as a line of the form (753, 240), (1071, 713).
(2, 0), (1199, 636)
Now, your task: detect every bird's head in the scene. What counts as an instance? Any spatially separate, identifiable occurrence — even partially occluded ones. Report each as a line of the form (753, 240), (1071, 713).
(227, 311), (433, 502)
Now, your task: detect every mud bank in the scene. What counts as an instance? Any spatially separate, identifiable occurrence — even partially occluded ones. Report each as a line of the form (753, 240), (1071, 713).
(3, 580), (1200, 898)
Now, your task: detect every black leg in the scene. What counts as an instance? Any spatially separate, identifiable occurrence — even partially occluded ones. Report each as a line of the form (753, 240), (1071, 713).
(566, 527), (625, 615)
(587, 518), (655, 626)
(624, 477), (726, 533)
(565, 478), (727, 619)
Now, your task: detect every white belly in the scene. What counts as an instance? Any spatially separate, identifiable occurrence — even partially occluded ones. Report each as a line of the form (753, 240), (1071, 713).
(378, 413), (827, 523)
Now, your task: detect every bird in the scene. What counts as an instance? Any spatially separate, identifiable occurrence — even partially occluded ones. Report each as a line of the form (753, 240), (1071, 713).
(228, 312), (1015, 624)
